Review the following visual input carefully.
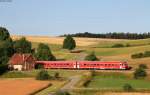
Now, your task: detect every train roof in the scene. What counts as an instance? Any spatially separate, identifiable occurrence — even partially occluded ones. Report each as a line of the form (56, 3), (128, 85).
(36, 61), (126, 63)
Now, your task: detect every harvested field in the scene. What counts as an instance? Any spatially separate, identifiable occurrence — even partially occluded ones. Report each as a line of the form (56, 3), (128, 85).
(0, 78), (50, 95)
(11, 35), (122, 46)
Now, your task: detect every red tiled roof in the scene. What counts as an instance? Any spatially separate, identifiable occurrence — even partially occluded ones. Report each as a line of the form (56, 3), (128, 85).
(9, 53), (33, 65)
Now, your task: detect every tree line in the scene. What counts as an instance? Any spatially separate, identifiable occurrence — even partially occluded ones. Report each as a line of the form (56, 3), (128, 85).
(62, 32), (150, 39)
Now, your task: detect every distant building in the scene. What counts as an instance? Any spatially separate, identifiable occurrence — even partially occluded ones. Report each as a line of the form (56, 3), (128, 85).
(9, 53), (35, 71)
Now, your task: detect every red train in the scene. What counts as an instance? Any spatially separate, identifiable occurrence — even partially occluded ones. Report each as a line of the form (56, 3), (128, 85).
(36, 61), (130, 70)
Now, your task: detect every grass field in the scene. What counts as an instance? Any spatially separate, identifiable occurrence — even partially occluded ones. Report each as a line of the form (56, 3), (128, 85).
(70, 72), (150, 95)
(1, 69), (87, 78)
(88, 76), (150, 89)
(87, 72), (150, 90)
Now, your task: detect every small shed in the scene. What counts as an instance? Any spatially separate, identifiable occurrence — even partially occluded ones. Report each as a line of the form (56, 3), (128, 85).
(9, 53), (35, 71)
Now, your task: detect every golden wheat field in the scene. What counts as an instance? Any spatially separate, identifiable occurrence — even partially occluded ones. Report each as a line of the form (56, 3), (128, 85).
(11, 35), (123, 46)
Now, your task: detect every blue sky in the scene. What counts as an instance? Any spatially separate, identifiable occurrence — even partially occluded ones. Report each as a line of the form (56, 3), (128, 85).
(0, 0), (150, 36)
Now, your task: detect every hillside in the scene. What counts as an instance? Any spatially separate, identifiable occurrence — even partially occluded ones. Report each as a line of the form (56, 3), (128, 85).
(11, 35), (150, 69)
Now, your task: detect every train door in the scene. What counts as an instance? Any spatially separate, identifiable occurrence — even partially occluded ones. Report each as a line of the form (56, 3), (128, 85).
(120, 63), (123, 69)
(73, 62), (76, 69)
(76, 62), (80, 69)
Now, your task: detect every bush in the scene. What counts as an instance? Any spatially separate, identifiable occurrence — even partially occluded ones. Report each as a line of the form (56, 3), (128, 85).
(35, 64), (44, 69)
(36, 70), (51, 80)
(126, 43), (131, 47)
(54, 72), (60, 79)
(144, 51), (150, 57)
(85, 52), (99, 61)
(54, 90), (70, 95)
(0, 64), (8, 75)
(131, 53), (144, 59)
(112, 44), (124, 48)
(139, 64), (148, 69)
(134, 68), (147, 79)
(131, 51), (150, 59)
(123, 83), (133, 92)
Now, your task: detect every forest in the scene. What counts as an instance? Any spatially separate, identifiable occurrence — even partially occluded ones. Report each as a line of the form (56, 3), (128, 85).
(62, 32), (150, 39)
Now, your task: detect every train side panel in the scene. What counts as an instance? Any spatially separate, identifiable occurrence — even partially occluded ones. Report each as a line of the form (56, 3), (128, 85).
(36, 61), (76, 69)
(36, 61), (129, 70)
(78, 61), (127, 70)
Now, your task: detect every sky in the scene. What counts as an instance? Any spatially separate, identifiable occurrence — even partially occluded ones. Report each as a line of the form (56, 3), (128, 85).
(0, 0), (150, 36)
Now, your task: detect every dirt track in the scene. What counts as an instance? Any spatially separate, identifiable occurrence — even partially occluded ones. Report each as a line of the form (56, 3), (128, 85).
(60, 76), (81, 91)
(0, 78), (50, 95)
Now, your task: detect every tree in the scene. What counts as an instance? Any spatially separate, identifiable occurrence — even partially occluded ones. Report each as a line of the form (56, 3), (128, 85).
(35, 43), (56, 61)
(3, 38), (14, 57)
(0, 27), (10, 40)
(36, 70), (51, 80)
(0, 48), (9, 64)
(62, 32), (150, 39)
(0, 27), (13, 74)
(13, 37), (32, 53)
(134, 67), (147, 79)
(63, 35), (76, 50)
(85, 52), (99, 61)
(123, 83), (133, 92)
(0, 27), (14, 64)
